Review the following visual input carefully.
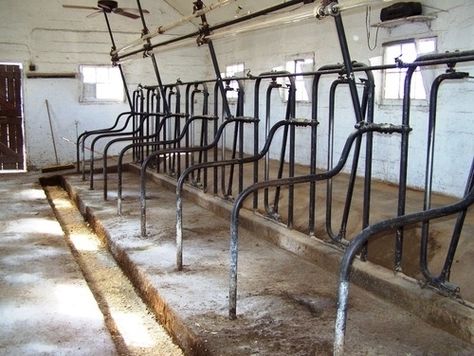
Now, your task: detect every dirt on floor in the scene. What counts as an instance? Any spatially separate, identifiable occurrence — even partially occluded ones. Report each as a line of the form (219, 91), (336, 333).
(127, 153), (474, 302)
(62, 169), (474, 355)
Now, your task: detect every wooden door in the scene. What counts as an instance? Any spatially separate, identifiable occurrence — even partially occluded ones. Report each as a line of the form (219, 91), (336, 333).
(0, 64), (25, 170)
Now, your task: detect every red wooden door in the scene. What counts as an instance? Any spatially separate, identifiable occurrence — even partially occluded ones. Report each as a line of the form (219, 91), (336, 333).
(0, 64), (25, 170)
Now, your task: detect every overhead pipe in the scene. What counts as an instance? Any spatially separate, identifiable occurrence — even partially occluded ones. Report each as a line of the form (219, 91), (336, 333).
(112, 0), (238, 56)
(114, 0), (317, 62)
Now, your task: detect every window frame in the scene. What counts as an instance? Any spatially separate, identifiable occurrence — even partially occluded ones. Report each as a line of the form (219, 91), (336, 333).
(79, 64), (125, 104)
(381, 37), (437, 106)
(222, 63), (245, 101)
(273, 52), (315, 103)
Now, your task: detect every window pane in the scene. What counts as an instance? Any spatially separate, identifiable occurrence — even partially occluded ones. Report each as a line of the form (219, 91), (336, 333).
(382, 38), (436, 101)
(295, 79), (309, 101)
(109, 67), (122, 84)
(286, 60), (295, 73)
(81, 66), (96, 84)
(96, 82), (123, 100)
(96, 67), (109, 83)
(82, 83), (96, 99)
(417, 38), (436, 54)
(80, 65), (123, 102)
(401, 42), (417, 62)
(225, 63), (244, 77)
(384, 44), (401, 64)
(412, 71), (426, 100)
(385, 72), (401, 99)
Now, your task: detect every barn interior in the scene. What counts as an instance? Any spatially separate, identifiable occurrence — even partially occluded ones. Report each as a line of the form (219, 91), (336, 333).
(0, 0), (473, 355)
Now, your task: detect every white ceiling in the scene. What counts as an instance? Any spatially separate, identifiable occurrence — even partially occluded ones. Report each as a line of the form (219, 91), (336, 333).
(61, 0), (298, 35)
(161, 0), (290, 25)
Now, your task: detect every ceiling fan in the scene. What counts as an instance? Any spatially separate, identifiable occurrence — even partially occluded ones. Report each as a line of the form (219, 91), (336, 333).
(63, 0), (150, 19)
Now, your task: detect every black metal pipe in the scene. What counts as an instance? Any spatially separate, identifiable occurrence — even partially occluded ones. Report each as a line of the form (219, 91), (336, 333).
(140, 117), (259, 236)
(225, 80), (246, 197)
(116, 0), (315, 61)
(271, 80), (296, 221)
(208, 40), (232, 120)
(229, 122), (410, 319)
(333, 12), (364, 124)
(336, 77), (372, 242)
(325, 78), (346, 241)
(333, 161), (474, 355)
(117, 114), (217, 215)
(263, 79), (283, 212)
(138, 52), (474, 89)
(103, 11), (132, 109)
(89, 113), (149, 189)
(102, 113), (185, 200)
(309, 63), (345, 234)
(176, 118), (315, 270)
(76, 112), (131, 173)
(420, 70), (470, 287)
(80, 112), (136, 181)
(136, 0), (170, 114)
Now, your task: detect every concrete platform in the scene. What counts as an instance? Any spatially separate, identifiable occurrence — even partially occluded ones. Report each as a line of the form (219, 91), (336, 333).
(60, 168), (474, 355)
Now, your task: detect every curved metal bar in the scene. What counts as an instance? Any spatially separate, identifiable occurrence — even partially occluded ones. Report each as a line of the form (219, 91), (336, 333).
(219, 83), (239, 196)
(325, 67), (374, 245)
(117, 114), (217, 214)
(333, 159), (474, 355)
(76, 111), (132, 173)
(132, 87), (145, 162)
(252, 71), (296, 211)
(140, 117), (259, 237)
(81, 112), (136, 181)
(175, 119), (315, 270)
(393, 51), (474, 271)
(266, 72), (296, 219)
(228, 122), (410, 319)
(309, 63), (346, 235)
(225, 79), (246, 197)
(420, 70), (470, 287)
(188, 82), (210, 184)
(102, 113), (186, 200)
(88, 112), (153, 189)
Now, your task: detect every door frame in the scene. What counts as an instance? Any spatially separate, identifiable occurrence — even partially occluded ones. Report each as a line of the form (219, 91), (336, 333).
(0, 62), (26, 172)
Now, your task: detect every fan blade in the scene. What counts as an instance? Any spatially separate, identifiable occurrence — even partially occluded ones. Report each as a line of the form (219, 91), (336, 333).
(119, 8), (150, 14)
(86, 10), (104, 18)
(63, 4), (99, 10)
(114, 9), (141, 19)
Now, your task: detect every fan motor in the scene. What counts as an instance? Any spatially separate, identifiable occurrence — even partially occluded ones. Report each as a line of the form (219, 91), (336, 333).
(97, 0), (118, 11)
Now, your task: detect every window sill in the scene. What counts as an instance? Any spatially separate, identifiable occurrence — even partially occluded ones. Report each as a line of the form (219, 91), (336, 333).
(79, 100), (125, 105)
(379, 99), (429, 110)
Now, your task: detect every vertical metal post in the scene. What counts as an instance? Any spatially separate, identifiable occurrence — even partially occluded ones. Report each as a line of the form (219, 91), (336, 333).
(136, 0), (170, 114)
(332, 11), (364, 123)
(103, 11), (132, 110)
(396, 65), (416, 271)
(207, 40), (233, 119)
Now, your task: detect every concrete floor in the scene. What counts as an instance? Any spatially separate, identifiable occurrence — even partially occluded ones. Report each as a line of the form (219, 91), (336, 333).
(0, 172), (182, 355)
(1, 167), (473, 355)
(0, 173), (117, 355)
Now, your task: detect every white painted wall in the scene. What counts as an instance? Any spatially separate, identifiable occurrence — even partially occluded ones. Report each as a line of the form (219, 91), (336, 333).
(0, 0), (208, 169)
(209, 0), (474, 198)
(1, 0), (472, 198)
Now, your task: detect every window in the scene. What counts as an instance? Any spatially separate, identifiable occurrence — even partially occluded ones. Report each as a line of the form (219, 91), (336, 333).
(382, 37), (437, 101)
(273, 53), (314, 102)
(222, 63), (245, 100)
(80, 65), (124, 103)
(286, 57), (314, 101)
